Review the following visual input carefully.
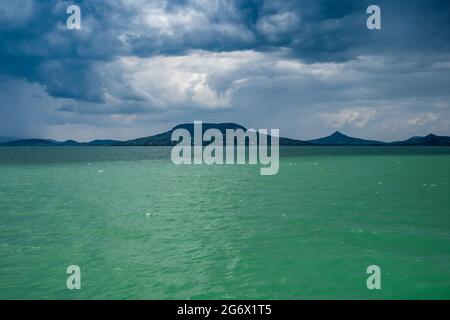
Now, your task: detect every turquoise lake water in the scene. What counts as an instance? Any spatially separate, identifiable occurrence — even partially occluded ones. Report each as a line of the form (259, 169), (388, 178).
(0, 147), (449, 299)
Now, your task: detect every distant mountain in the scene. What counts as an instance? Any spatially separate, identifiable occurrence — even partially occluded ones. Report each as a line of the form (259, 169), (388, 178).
(115, 130), (173, 146)
(87, 140), (121, 146)
(279, 137), (311, 146)
(391, 134), (450, 146)
(308, 131), (386, 146)
(0, 137), (23, 143)
(1, 139), (121, 147)
(59, 140), (81, 146)
(1, 139), (58, 146)
(1, 125), (449, 147)
(116, 123), (310, 146)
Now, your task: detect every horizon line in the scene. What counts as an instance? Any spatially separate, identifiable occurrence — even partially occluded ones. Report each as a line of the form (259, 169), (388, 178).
(1, 122), (449, 145)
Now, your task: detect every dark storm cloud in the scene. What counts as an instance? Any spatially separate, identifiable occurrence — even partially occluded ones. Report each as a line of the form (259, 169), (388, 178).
(0, 0), (125, 102)
(119, 0), (450, 60)
(2, 0), (450, 101)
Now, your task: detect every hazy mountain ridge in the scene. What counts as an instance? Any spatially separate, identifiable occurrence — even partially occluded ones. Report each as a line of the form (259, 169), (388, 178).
(1, 123), (449, 146)
(390, 134), (450, 146)
(309, 131), (386, 146)
(0, 137), (24, 143)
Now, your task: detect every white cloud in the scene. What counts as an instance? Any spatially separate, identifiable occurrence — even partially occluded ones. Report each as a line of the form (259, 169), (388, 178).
(98, 49), (352, 111)
(257, 12), (300, 41)
(57, 50), (450, 142)
(320, 108), (377, 129)
(108, 53), (237, 109)
(407, 113), (438, 126)
(116, 0), (255, 46)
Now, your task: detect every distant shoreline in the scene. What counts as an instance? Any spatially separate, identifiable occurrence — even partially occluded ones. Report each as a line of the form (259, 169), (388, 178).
(1, 123), (450, 147)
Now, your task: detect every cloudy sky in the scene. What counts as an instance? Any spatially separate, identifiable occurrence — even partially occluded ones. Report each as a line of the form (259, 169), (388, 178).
(1, 0), (449, 142)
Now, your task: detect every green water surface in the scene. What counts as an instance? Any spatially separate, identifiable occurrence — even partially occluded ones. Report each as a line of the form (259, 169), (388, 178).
(0, 147), (449, 299)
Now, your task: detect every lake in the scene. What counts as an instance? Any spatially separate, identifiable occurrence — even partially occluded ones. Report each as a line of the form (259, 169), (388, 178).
(0, 147), (449, 299)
